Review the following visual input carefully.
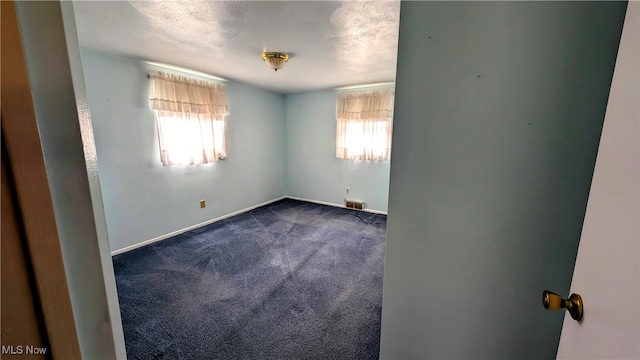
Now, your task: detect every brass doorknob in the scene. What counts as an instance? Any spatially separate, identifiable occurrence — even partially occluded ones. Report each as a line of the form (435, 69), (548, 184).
(542, 290), (583, 321)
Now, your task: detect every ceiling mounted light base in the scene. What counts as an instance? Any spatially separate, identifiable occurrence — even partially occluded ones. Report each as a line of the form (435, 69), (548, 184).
(261, 51), (289, 72)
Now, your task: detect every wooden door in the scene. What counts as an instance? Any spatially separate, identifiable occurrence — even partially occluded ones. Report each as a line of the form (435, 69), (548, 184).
(1, 133), (48, 358)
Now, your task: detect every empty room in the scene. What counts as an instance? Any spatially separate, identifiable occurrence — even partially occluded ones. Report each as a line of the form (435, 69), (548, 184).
(3, 1), (638, 360)
(77, 1), (397, 359)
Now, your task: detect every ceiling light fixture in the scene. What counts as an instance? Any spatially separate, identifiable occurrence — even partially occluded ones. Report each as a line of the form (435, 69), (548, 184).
(261, 51), (289, 72)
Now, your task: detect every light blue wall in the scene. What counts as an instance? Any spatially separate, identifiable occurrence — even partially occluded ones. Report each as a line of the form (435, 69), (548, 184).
(285, 91), (391, 212)
(81, 49), (287, 252)
(380, 1), (626, 359)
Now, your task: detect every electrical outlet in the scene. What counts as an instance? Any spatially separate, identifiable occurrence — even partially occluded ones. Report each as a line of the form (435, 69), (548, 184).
(200, 200), (206, 208)
(346, 187), (350, 195)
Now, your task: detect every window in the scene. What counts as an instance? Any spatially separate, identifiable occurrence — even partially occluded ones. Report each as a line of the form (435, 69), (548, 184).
(148, 71), (229, 166)
(336, 89), (394, 161)
(155, 111), (226, 166)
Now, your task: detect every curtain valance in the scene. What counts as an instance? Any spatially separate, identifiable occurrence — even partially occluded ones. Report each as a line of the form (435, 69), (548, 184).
(336, 89), (394, 120)
(148, 70), (229, 116)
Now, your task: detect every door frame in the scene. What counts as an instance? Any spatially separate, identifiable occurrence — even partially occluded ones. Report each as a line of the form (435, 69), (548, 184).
(1, 1), (82, 357)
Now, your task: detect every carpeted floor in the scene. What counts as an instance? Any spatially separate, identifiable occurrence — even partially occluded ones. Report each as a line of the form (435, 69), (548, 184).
(112, 199), (387, 359)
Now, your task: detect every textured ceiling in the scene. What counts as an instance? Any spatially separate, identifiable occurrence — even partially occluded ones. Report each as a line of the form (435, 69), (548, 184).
(72, 1), (400, 94)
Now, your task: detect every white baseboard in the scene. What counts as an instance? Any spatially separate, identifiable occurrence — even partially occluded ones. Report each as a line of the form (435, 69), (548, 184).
(110, 196), (286, 256)
(285, 196), (388, 215)
(111, 195), (387, 256)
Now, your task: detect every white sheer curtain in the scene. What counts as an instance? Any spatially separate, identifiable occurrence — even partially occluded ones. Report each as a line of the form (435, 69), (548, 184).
(156, 111), (226, 166)
(148, 71), (229, 166)
(336, 89), (394, 161)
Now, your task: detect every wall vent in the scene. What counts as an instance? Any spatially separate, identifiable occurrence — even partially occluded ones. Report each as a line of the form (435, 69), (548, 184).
(345, 199), (365, 210)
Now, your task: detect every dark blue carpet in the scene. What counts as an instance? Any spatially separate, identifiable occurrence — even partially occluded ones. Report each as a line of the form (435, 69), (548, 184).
(113, 199), (387, 359)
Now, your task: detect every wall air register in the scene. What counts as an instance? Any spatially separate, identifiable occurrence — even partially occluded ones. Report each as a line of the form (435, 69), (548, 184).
(344, 199), (365, 210)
